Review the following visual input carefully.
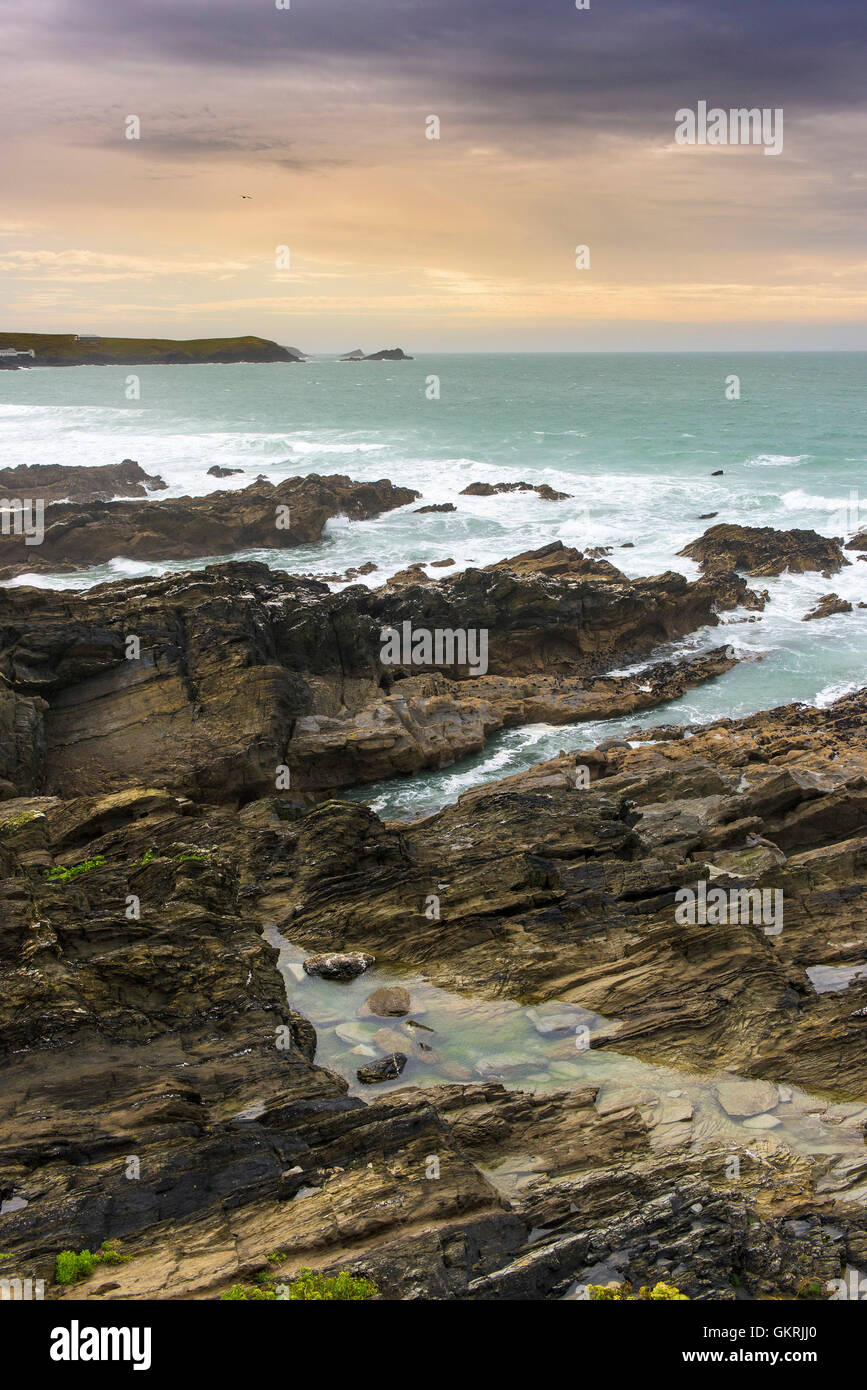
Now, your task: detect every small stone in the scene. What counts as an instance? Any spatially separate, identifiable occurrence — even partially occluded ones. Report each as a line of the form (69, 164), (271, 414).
(715, 1078), (779, 1118)
(363, 986), (411, 1017)
(357, 1053), (407, 1084)
(303, 951), (375, 980)
(742, 1113), (782, 1130)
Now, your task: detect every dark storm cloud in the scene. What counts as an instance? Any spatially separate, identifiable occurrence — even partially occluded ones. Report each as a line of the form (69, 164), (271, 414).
(27, 0), (867, 131)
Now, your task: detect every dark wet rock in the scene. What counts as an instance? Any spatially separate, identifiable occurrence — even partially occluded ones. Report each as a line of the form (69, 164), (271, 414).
(803, 593), (853, 621)
(2, 689), (867, 1299)
(0, 544), (758, 799)
(357, 1053), (407, 1083)
(678, 524), (848, 577)
(303, 952), (375, 980)
(206, 466), (244, 478)
(698, 512), (718, 520)
(0, 459), (167, 504)
(0, 474), (419, 578)
(460, 481), (571, 501)
(711, 470), (724, 476)
(414, 503), (456, 513)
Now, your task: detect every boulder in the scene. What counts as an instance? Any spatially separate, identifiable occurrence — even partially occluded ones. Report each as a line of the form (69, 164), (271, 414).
(715, 1079), (779, 1118)
(363, 986), (412, 1017)
(303, 951), (375, 980)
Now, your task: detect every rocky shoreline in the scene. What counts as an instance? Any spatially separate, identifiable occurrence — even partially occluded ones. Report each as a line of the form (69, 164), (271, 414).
(1, 485), (865, 1302)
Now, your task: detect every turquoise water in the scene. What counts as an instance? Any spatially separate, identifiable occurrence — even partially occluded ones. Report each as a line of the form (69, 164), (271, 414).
(1, 353), (865, 816)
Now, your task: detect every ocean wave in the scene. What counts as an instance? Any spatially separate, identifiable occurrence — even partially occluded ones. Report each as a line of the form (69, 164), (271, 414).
(744, 454), (809, 467)
(814, 679), (864, 709)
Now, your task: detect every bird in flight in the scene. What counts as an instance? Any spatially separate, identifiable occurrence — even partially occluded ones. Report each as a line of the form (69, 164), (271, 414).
(241, 194), (252, 200)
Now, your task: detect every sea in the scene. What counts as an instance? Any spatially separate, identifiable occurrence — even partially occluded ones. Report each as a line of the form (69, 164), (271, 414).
(1, 351), (865, 818)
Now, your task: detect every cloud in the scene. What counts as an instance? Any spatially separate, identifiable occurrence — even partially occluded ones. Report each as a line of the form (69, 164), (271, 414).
(0, 249), (249, 282)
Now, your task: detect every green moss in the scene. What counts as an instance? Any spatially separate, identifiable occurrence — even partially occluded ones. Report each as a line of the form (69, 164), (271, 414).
(588, 1281), (632, 1300)
(220, 1269), (378, 1301)
(275, 1269), (378, 1301)
(44, 856), (105, 883)
(0, 811), (38, 836)
(639, 1282), (689, 1300)
(220, 1283), (278, 1301)
(588, 1280), (688, 1301)
(796, 1278), (828, 1301)
(54, 1240), (132, 1285)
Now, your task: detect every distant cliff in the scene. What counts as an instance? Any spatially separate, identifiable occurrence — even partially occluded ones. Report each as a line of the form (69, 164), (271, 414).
(0, 333), (303, 366)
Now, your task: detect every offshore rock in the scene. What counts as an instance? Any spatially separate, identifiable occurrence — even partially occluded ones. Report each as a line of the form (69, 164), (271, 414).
(678, 523), (848, 577)
(0, 474), (419, 577)
(0, 460), (167, 504)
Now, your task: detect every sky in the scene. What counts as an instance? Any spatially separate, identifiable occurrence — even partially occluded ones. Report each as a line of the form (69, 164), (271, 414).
(0, 0), (865, 351)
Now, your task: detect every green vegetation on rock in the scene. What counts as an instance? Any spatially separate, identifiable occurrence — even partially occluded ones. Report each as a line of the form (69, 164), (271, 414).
(588, 1280), (688, 1300)
(54, 1240), (132, 1285)
(44, 856), (105, 882)
(220, 1268), (378, 1301)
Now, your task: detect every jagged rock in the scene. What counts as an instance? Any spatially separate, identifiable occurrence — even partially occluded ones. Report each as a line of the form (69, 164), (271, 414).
(803, 593), (853, 621)
(2, 528), (867, 1304)
(1, 710), (867, 1302)
(206, 466), (244, 478)
(303, 952), (375, 980)
(0, 474), (419, 577)
(678, 524), (848, 577)
(0, 459), (167, 503)
(460, 481), (571, 501)
(0, 547), (755, 799)
(414, 503), (456, 513)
